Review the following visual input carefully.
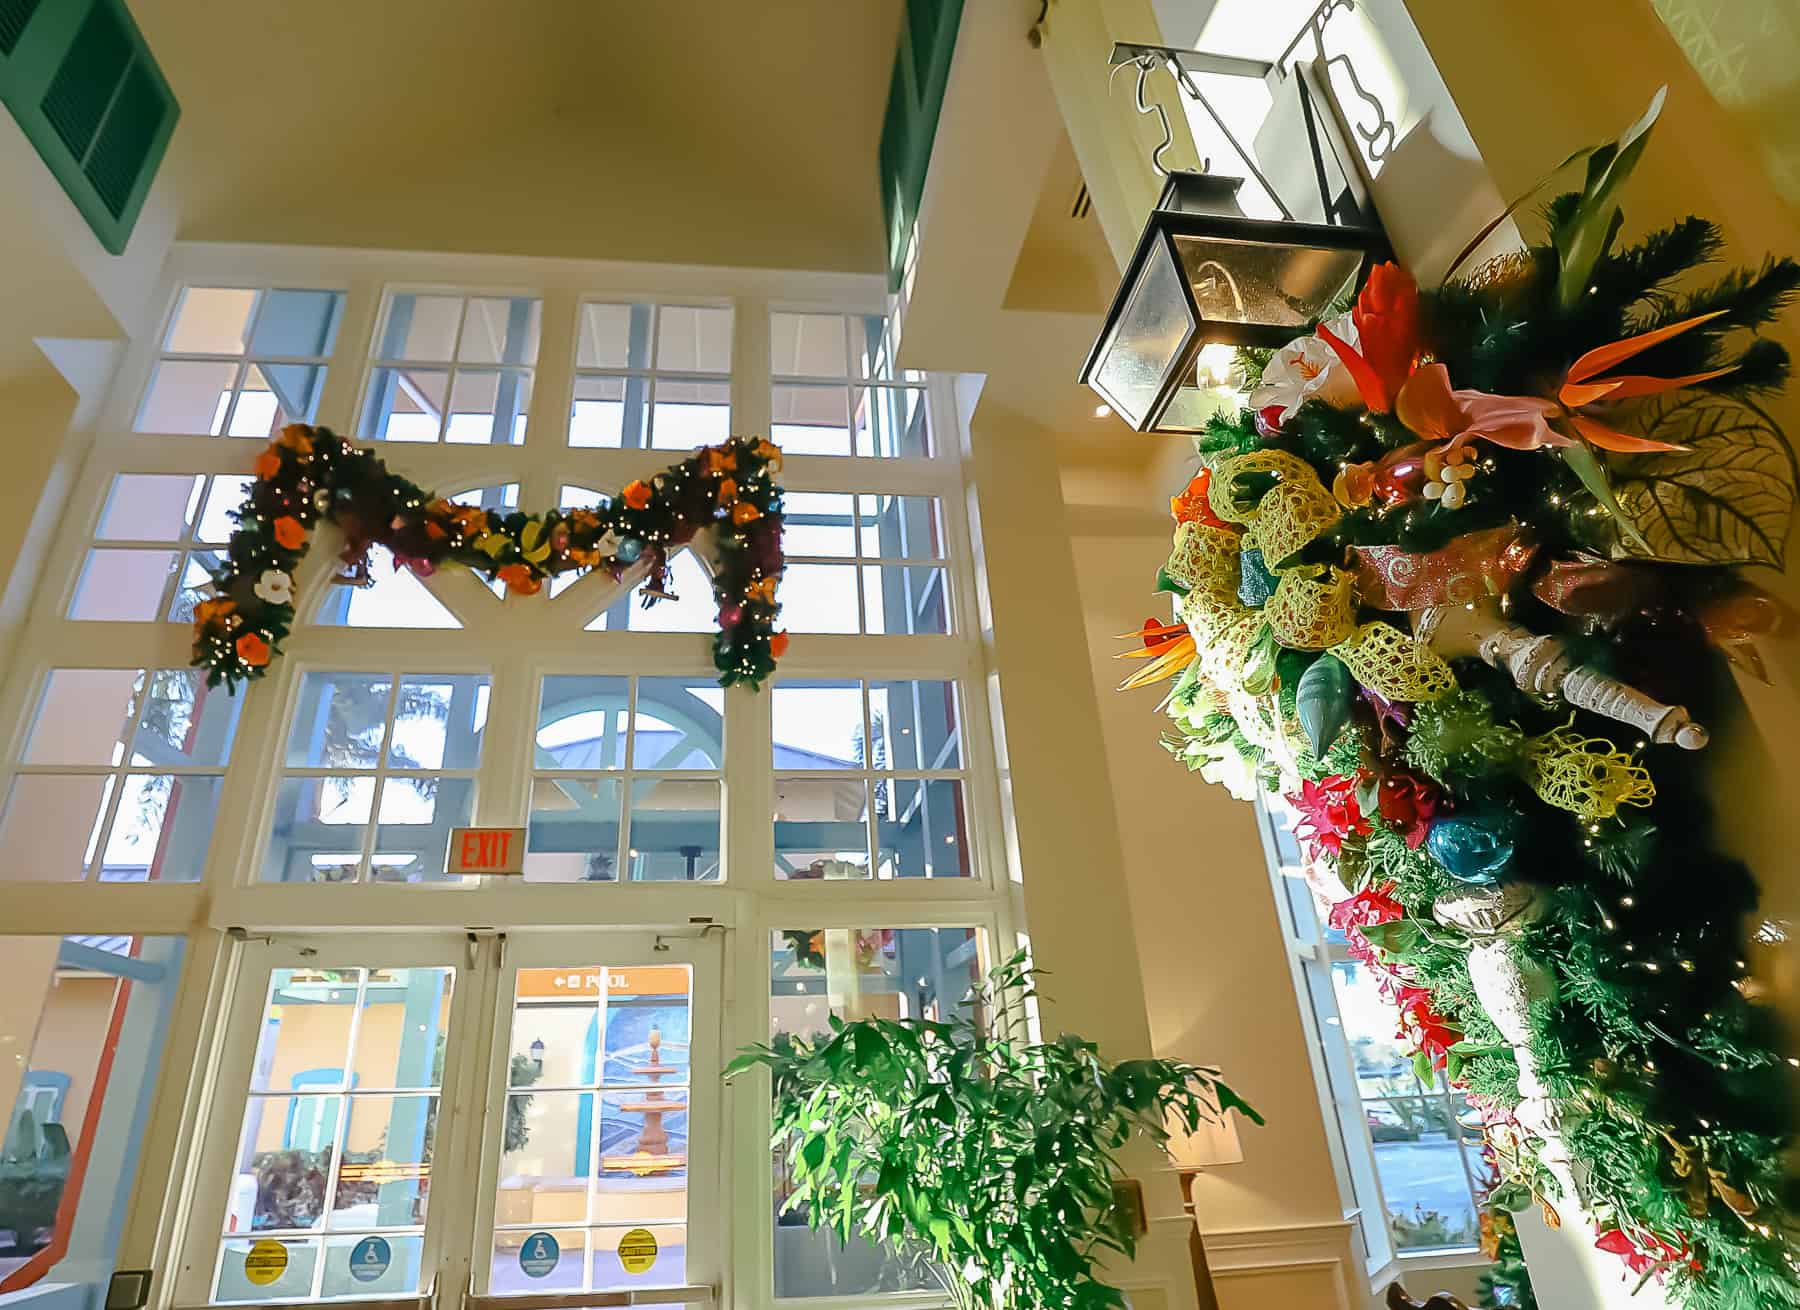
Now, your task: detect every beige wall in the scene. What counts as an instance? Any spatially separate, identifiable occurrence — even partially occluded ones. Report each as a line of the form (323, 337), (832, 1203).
(1071, 516), (1349, 1234)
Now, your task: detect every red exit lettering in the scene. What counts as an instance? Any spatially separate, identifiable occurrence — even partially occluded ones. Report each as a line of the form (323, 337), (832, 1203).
(447, 827), (527, 876)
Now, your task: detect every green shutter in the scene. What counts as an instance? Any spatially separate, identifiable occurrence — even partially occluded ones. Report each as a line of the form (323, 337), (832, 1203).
(879, 0), (963, 289)
(0, 0), (178, 254)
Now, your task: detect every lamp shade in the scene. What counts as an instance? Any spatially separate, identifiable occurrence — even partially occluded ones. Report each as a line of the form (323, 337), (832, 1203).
(1165, 1107), (1245, 1170)
(1080, 170), (1386, 433)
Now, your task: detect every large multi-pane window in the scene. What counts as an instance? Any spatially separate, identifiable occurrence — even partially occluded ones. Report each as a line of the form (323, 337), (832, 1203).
(137, 287), (345, 437)
(362, 293), (543, 444)
(769, 311), (929, 458)
(0, 667), (241, 883)
(1260, 805), (1488, 1268)
(0, 262), (1011, 1310)
(569, 301), (733, 449)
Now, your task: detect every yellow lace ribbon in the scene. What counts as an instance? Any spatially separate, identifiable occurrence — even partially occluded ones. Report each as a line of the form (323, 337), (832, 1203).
(1169, 452), (1455, 703)
(1526, 724), (1656, 819)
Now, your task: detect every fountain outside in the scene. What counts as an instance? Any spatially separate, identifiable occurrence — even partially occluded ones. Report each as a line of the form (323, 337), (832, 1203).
(601, 1027), (686, 1177)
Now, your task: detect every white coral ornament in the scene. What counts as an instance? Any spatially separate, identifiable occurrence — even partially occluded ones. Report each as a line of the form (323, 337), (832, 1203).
(254, 569), (294, 605)
(1423, 444), (1477, 509)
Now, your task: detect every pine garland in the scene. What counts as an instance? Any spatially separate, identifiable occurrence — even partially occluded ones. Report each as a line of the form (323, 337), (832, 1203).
(190, 426), (788, 690)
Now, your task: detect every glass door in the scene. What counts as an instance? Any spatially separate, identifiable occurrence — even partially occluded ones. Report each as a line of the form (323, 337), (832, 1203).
(177, 934), (473, 1308)
(175, 931), (721, 1310)
(465, 932), (720, 1306)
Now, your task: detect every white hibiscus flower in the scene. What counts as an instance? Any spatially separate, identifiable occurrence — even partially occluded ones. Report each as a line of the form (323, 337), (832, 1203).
(253, 569), (294, 605)
(1248, 312), (1362, 421)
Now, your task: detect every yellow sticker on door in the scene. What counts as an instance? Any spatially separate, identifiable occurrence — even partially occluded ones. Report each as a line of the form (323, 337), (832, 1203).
(243, 1239), (289, 1286)
(617, 1228), (658, 1275)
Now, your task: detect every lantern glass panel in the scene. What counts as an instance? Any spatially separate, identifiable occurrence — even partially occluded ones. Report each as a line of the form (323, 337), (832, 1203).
(1173, 235), (1364, 330)
(1090, 240), (1196, 429)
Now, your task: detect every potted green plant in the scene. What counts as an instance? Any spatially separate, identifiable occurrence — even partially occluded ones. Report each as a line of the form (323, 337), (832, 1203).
(726, 952), (1261, 1310)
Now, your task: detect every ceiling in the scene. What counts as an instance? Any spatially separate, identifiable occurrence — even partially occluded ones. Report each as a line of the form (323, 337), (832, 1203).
(132, 0), (902, 271)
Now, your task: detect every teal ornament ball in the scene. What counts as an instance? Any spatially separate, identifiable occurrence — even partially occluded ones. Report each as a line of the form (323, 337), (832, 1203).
(1295, 653), (1354, 756)
(1426, 813), (1516, 884)
(1237, 547), (1278, 608)
(616, 537), (644, 563)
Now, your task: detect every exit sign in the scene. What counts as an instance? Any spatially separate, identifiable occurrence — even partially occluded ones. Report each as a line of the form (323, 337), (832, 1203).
(447, 827), (528, 876)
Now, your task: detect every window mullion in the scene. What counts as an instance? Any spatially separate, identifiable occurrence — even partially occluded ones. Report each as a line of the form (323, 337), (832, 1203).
(316, 277), (383, 435)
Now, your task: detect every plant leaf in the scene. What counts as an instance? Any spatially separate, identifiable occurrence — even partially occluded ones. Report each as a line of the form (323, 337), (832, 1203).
(1560, 444), (1651, 553)
(1555, 86), (1666, 311)
(1611, 392), (1799, 566)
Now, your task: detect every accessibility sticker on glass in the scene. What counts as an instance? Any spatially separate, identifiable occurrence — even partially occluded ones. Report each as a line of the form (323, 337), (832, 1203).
(349, 1236), (391, 1283)
(519, 1232), (560, 1279)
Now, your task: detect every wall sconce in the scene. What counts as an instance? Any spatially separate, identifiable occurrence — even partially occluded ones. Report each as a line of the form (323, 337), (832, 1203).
(1079, 41), (1390, 433)
(529, 1038), (545, 1071)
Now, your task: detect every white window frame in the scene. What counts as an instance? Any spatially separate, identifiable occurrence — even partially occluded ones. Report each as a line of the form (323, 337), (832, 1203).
(1254, 802), (1491, 1291)
(0, 244), (1024, 1310)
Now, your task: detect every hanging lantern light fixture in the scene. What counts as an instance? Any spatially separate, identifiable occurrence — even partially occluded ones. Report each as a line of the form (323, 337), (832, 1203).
(1079, 42), (1391, 433)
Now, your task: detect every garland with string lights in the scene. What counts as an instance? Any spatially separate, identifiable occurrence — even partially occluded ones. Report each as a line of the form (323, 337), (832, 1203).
(190, 424), (788, 691)
(1123, 91), (1800, 1308)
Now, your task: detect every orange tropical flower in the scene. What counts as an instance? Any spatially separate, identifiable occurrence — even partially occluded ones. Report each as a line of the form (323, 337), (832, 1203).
(705, 446), (738, 475)
(1170, 470), (1228, 527)
(717, 477), (738, 505)
(745, 575), (779, 604)
(731, 501), (763, 525)
(623, 480), (653, 510)
(425, 520), (447, 540)
(277, 424), (314, 454)
(497, 563), (543, 595)
(770, 631), (790, 659)
(195, 597), (237, 626)
(1396, 313), (1733, 456)
(1114, 620), (1196, 690)
(273, 516), (307, 550)
(754, 439), (783, 468)
(254, 449), (282, 479)
(235, 632), (270, 666)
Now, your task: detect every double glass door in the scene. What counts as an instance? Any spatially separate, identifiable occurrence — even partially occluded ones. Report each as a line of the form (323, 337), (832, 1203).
(176, 932), (720, 1309)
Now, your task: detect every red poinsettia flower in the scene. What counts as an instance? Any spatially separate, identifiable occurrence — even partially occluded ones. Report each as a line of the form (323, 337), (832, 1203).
(1594, 1227), (1703, 1279)
(1328, 882), (1406, 970)
(1328, 882), (1405, 933)
(1287, 775), (1372, 857)
(1394, 984), (1461, 1071)
(1377, 772), (1442, 849)
(1318, 262), (1423, 413)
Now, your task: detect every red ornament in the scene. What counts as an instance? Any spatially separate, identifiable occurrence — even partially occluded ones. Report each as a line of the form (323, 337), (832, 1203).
(1371, 441), (1432, 506)
(1376, 772), (1442, 849)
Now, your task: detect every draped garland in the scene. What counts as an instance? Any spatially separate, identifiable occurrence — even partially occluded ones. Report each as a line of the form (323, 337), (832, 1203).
(1125, 94), (1800, 1308)
(190, 425), (788, 690)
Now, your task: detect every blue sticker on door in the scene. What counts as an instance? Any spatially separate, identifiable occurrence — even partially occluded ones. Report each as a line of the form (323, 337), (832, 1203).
(519, 1232), (560, 1279)
(348, 1236), (391, 1283)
